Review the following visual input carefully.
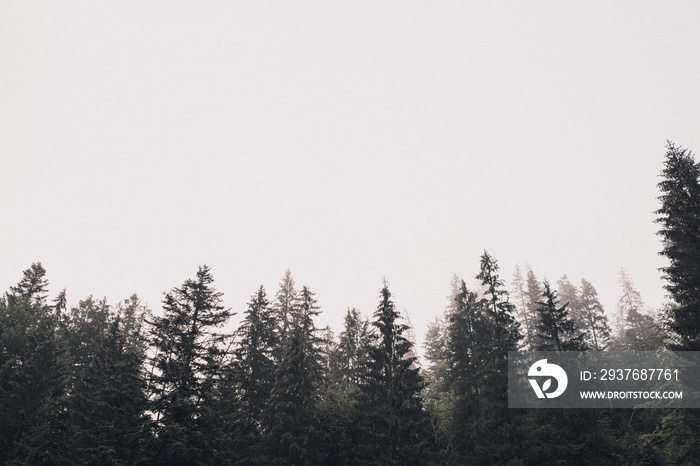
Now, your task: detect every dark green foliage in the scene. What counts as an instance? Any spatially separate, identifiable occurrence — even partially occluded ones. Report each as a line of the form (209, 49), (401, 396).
(233, 285), (278, 461)
(443, 281), (491, 458)
(426, 254), (524, 464)
(63, 296), (112, 390)
(265, 285), (324, 465)
(69, 318), (149, 465)
(4, 140), (700, 466)
(147, 265), (232, 465)
(655, 141), (700, 350)
(477, 251), (521, 355)
(316, 308), (374, 465)
(535, 281), (586, 351)
(0, 266), (72, 465)
(334, 307), (373, 385)
(653, 141), (700, 465)
(359, 282), (427, 465)
(10, 261), (49, 305)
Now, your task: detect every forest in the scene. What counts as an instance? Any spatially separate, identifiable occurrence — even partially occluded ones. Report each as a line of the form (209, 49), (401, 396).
(1, 142), (699, 465)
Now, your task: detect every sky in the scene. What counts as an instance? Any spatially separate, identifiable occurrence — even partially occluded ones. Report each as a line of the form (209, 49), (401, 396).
(2, 2), (700, 354)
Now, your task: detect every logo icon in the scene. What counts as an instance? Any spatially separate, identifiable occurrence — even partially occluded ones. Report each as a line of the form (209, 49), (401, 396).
(528, 359), (568, 399)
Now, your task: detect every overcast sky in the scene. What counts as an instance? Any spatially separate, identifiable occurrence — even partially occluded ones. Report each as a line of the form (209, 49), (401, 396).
(2, 2), (699, 351)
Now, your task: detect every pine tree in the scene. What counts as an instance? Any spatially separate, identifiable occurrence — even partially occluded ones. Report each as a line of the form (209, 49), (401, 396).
(234, 285), (278, 455)
(615, 269), (645, 341)
(115, 294), (149, 353)
(0, 265), (72, 465)
(471, 252), (521, 461)
(476, 251), (521, 358)
(577, 279), (611, 350)
(535, 281), (586, 351)
(652, 142), (700, 463)
(53, 288), (67, 322)
(655, 142), (700, 350)
(360, 282), (426, 464)
(446, 281), (490, 394)
(523, 267), (543, 349)
(69, 317), (149, 465)
(147, 265), (232, 465)
(265, 285), (323, 464)
(443, 281), (491, 459)
(273, 269), (298, 347)
(512, 265), (541, 350)
(10, 262), (49, 305)
(335, 307), (373, 385)
(64, 296), (113, 390)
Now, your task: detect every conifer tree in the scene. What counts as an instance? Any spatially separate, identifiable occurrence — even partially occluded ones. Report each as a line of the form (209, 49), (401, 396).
(477, 252), (521, 352)
(523, 267), (543, 349)
(536, 282), (586, 351)
(0, 265), (71, 465)
(69, 317), (149, 465)
(147, 265), (232, 465)
(445, 281), (491, 460)
(615, 269), (645, 341)
(471, 252), (521, 461)
(273, 269), (298, 346)
(360, 282), (426, 464)
(335, 307), (373, 385)
(234, 285), (278, 447)
(513, 265), (543, 350)
(64, 296), (112, 390)
(577, 279), (611, 350)
(10, 262), (49, 305)
(655, 141), (700, 350)
(265, 285), (323, 464)
(652, 142), (700, 463)
(53, 288), (67, 322)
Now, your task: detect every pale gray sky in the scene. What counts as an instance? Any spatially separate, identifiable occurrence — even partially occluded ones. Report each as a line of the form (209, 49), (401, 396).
(2, 2), (699, 350)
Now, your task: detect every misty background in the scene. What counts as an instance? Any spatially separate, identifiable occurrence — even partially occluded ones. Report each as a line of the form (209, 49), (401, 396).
(2, 2), (699, 350)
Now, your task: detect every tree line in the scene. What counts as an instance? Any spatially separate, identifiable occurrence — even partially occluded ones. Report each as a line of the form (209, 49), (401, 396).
(1, 141), (699, 465)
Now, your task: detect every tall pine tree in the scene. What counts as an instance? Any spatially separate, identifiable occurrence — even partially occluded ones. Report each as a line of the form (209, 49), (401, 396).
(535, 281), (586, 351)
(360, 281), (426, 465)
(655, 141), (700, 350)
(577, 279), (611, 350)
(147, 265), (232, 465)
(265, 285), (323, 465)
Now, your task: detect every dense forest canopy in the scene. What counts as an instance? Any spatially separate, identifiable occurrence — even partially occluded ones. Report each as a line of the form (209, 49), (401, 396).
(1, 142), (699, 464)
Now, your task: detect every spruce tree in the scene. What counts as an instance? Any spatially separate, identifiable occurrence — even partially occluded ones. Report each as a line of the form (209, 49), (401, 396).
(335, 307), (373, 385)
(477, 251), (521, 354)
(10, 262), (49, 305)
(265, 285), (323, 464)
(535, 281), (586, 351)
(652, 142), (700, 463)
(523, 267), (543, 349)
(556, 275), (580, 323)
(614, 269), (645, 341)
(0, 265), (71, 465)
(577, 279), (611, 350)
(444, 281), (490, 459)
(64, 296), (112, 390)
(69, 317), (149, 465)
(473, 252), (521, 461)
(360, 282), (426, 465)
(512, 265), (537, 350)
(147, 265), (232, 465)
(234, 285), (278, 455)
(655, 142), (700, 350)
(273, 269), (298, 347)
